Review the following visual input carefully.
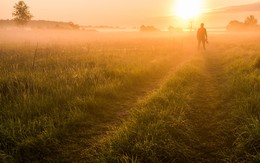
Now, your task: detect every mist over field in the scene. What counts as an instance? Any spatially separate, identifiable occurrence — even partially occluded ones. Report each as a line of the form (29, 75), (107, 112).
(1, 0), (260, 161)
(0, 27), (260, 162)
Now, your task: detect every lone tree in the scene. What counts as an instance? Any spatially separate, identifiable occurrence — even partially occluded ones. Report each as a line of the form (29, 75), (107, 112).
(12, 1), (33, 25)
(245, 15), (257, 26)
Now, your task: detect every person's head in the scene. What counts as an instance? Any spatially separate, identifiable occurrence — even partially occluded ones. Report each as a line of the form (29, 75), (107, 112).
(200, 23), (204, 28)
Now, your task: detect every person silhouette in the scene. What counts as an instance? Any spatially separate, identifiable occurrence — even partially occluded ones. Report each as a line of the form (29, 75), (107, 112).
(197, 23), (208, 50)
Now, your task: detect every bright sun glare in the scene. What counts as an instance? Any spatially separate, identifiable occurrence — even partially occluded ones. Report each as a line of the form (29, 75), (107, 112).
(174, 0), (203, 19)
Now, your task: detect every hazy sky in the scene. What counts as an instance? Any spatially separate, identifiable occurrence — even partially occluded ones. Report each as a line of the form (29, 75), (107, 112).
(1, 0), (260, 27)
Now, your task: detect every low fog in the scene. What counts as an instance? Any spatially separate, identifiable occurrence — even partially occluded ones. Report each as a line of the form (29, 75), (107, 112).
(1, 27), (260, 47)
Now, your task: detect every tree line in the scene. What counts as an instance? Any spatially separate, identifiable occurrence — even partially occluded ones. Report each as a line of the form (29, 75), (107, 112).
(227, 15), (259, 31)
(10, 1), (260, 32)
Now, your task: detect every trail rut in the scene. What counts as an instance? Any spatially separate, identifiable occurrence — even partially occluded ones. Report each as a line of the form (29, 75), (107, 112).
(187, 52), (234, 162)
(52, 54), (193, 162)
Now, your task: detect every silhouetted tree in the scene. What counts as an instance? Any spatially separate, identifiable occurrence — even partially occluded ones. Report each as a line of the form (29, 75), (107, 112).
(12, 1), (33, 25)
(140, 25), (160, 32)
(168, 26), (182, 32)
(244, 15), (257, 26)
(227, 20), (244, 31)
(227, 15), (259, 31)
(68, 22), (80, 30)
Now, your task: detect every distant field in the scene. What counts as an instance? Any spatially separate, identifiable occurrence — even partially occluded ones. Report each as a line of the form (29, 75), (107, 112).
(0, 30), (260, 162)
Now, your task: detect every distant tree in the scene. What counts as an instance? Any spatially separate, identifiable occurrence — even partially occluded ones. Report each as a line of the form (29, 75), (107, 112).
(244, 15), (257, 26)
(227, 20), (244, 31)
(68, 22), (80, 30)
(227, 15), (260, 31)
(140, 25), (160, 32)
(12, 1), (33, 25)
(168, 26), (182, 32)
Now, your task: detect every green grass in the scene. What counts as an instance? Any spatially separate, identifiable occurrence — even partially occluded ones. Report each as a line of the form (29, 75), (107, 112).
(90, 59), (205, 162)
(0, 38), (182, 162)
(220, 43), (260, 162)
(1, 33), (260, 162)
(90, 39), (260, 162)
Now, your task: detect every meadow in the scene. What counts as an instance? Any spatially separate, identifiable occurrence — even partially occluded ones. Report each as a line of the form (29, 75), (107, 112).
(0, 29), (260, 162)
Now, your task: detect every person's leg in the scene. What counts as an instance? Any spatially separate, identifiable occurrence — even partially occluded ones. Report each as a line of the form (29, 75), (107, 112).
(198, 40), (201, 50)
(202, 40), (206, 50)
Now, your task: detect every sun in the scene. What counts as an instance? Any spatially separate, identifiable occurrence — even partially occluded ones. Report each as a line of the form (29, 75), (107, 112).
(174, 0), (203, 19)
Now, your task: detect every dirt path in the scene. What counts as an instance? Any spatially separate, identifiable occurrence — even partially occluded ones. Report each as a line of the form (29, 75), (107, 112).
(51, 54), (193, 162)
(187, 52), (234, 162)
(58, 50), (236, 162)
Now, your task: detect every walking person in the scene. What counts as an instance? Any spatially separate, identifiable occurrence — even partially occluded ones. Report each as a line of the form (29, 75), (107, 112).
(197, 23), (208, 50)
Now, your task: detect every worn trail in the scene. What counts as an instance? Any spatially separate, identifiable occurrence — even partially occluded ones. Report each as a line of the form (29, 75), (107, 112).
(51, 54), (192, 162)
(187, 52), (234, 162)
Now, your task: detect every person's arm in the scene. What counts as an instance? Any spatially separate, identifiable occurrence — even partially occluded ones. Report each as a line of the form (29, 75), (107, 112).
(205, 29), (208, 41)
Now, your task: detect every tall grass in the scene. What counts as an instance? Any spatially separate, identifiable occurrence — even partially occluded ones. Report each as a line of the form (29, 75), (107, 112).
(0, 38), (181, 161)
(1, 33), (260, 162)
(220, 43), (260, 161)
(91, 40), (260, 162)
(93, 59), (204, 162)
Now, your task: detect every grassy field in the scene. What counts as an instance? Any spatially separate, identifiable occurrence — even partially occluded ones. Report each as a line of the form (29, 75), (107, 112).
(0, 30), (260, 162)
(89, 34), (260, 162)
(0, 31), (187, 162)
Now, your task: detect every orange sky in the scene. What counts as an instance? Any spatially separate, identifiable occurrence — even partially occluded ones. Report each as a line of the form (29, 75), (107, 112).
(1, 0), (260, 28)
